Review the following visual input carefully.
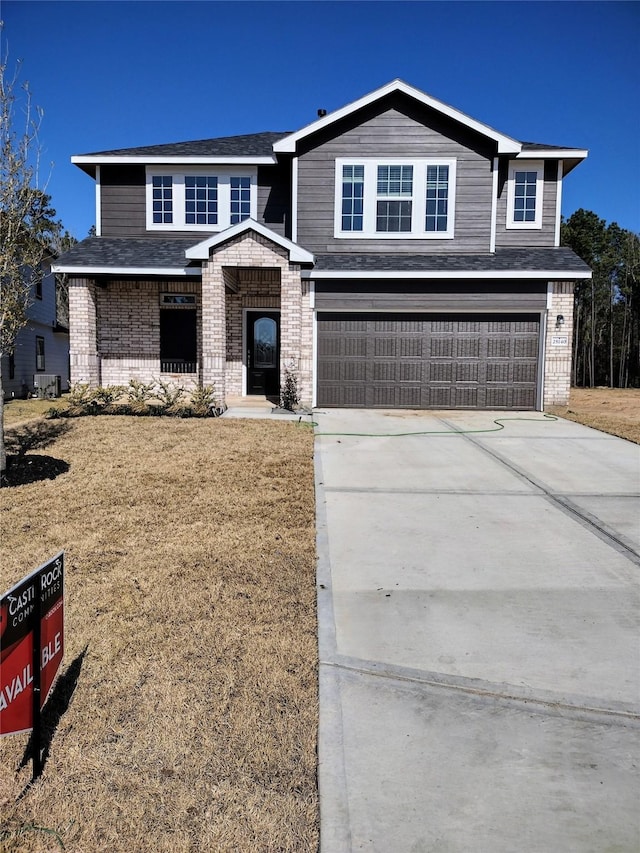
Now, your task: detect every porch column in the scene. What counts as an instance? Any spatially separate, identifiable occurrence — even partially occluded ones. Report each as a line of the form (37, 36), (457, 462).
(69, 277), (100, 386)
(201, 256), (227, 403)
(280, 263), (312, 406)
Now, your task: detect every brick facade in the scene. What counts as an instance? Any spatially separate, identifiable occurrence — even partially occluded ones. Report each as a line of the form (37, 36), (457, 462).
(69, 278), (100, 385)
(69, 232), (313, 406)
(543, 281), (575, 408)
(201, 232), (312, 404)
(68, 246), (577, 411)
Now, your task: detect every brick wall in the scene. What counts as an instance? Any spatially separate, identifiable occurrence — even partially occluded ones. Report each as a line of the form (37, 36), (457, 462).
(70, 232), (313, 404)
(69, 278), (100, 385)
(202, 232), (312, 404)
(543, 281), (575, 407)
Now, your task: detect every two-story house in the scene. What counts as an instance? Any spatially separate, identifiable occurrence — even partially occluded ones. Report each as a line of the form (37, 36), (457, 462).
(53, 80), (590, 410)
(1, 265), (70, 400)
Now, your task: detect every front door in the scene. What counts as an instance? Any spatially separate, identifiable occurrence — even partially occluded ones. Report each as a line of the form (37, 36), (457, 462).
(246, 311), (280, 398)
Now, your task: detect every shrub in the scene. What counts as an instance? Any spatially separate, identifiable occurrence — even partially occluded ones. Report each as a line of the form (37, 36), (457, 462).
(280, 368), (300, 412)
(126, 379), (156, 415)
(62, 383), (100, 416)
(190, 383), (218, 417)
(154, 379), (186, 414)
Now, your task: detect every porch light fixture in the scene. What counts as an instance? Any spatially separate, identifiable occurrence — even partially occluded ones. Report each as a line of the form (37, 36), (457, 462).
(556, 314), (565, 327)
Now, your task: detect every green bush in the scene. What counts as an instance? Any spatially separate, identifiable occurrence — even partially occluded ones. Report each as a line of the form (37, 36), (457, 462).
(47, 381), (220, 419)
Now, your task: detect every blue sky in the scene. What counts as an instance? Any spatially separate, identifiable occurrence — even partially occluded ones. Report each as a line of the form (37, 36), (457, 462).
(2, 0), (638, 240)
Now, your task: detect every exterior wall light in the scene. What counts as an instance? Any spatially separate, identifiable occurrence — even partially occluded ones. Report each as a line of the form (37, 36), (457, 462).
(556, 314), (565, 327)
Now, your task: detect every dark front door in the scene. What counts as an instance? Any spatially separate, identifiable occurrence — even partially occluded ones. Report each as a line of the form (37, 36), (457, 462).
(246, 311), (280, 397)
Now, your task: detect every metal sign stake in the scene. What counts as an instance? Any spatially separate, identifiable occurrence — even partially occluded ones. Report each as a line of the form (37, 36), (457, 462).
(31, 582), (42, 781)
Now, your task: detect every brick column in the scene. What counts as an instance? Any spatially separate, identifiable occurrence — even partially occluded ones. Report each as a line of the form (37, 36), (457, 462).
(69, 277), (100, 386)
(543, 281), (575, 408)
(201, 257), (227, 402)
(280, 265), (312, 406)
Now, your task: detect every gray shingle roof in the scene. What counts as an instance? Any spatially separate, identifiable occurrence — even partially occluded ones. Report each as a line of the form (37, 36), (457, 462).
(313, 247), (590, 273)
(55, 237), (200, 269)
(79, 132), (290, 158)
(55, 238), (590, 276)
(520, 142), (585, 152)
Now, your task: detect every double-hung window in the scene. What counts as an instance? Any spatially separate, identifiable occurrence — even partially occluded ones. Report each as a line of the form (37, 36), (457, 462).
(506, 161), (543, 229)
(146, 168), (256, 231)
(335, 158), (456, 238)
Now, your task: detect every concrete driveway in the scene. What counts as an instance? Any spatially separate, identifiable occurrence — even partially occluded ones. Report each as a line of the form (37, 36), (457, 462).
(314, 410), (640, 852)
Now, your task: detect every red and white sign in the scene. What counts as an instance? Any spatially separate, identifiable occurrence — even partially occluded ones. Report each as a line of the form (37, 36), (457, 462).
(0, 553), (64, 736)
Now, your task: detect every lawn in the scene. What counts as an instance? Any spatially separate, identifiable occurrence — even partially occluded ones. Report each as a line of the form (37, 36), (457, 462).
(547, 387), (640, 444)
(0, 413), (318, 852)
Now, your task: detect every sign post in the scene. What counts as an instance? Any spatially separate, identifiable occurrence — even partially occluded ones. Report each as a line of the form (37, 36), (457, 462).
(0, 553), (65, 780)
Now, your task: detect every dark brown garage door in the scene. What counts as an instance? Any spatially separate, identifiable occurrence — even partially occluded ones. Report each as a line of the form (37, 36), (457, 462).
(317, 313), (540, 409)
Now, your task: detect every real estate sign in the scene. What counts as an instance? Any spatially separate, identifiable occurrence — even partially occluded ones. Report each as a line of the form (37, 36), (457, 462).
(0, 553), (65, 736)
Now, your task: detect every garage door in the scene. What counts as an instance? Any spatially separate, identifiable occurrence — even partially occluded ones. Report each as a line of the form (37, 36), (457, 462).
(317, 313), (540, 409)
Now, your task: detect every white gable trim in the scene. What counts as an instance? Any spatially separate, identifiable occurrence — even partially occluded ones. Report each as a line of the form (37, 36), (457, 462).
(273, 79), (522, 155)
(185, 218), (315, 264)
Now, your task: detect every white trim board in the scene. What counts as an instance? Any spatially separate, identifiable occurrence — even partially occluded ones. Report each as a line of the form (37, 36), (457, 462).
(303, 269), (591, 280)
(51, 265), (201, 277)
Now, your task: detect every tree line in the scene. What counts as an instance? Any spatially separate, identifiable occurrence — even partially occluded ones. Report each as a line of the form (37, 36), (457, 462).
(562, 209), (640, 388)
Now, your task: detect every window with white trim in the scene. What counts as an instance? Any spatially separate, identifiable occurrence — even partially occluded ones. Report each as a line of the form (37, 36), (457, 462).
(146, 168), (256, 231)
(506, 161), (543, 229)
(152, 175), (173, 224)
(335, 158), (456, 238)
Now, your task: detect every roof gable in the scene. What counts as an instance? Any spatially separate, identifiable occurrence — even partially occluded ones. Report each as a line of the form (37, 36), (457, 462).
(273, 79), (522, 155)
(185, 219), (314, 264)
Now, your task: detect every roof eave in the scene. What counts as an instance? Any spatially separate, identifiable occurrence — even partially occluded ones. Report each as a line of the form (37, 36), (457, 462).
(303, 269), (592, 280)
(71, 155), (278, 167)
(51, 264), (201, 277)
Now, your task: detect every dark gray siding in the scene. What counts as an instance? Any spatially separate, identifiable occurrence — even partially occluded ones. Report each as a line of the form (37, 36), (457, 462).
(296, 96), (496, 254)
(100, 164), (290, 238)
(495, 160), (558, 248)
(314, 280), (547, 312)
(257, 163), (290, 238)
(100, 166), (146, 236)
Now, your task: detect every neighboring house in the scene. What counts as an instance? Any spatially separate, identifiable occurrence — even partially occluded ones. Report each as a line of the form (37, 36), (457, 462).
(52, 80), (590, 411)
(1, 266), (70, 399)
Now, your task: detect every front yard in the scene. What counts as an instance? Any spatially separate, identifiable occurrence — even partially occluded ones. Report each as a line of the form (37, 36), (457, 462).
(0, 413), (318, 852)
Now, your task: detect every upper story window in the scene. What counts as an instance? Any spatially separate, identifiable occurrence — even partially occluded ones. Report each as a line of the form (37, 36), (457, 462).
(506, 161), (543, 229)
(230, 176), (251, 225)
(185, 176), (217, 225)
(335, 158), (456, 239)
(341, 165), (364, 232)
(376, 165), (413, 232)
(146, 167), (256, 231)
(152, 175), (173, 224)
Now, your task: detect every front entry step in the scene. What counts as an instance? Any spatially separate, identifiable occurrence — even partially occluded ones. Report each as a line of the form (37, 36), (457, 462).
(225, 395), (274, 410)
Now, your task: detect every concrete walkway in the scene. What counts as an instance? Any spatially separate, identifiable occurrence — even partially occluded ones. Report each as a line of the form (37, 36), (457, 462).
(314, 410), (640, 852)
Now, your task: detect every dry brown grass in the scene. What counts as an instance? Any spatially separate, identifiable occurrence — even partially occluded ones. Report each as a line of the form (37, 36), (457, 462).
(547, 387), (640, 444)
(0, 416), (318, 852)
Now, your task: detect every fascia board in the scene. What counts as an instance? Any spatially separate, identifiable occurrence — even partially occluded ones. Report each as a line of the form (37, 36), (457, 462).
(186, 219), (315, 264)
(51, 264), (201, 277)
(71, 155), (277, 166)
(302, 269), (592, 280)
(273, 79), (521, 154)
(515, 149), (588, 160)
